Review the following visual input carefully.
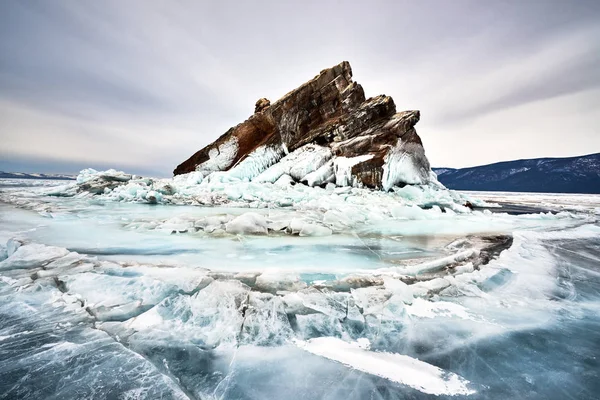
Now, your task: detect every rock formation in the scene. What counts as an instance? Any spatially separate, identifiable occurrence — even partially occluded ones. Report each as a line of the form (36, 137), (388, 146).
(174, 61), (432, 190)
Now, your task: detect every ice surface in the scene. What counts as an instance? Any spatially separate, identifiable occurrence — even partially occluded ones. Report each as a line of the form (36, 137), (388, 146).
(1, 178), (600, 399)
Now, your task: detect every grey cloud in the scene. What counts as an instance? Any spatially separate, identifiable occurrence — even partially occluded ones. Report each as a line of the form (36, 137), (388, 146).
(0, 0), (598, 173)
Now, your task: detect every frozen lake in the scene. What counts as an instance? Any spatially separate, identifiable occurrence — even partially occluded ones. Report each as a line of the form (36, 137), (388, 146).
(1, 176), (599, 399)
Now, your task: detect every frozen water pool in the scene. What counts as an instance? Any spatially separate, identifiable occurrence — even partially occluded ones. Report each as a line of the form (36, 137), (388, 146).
(0, 177), (599, 399)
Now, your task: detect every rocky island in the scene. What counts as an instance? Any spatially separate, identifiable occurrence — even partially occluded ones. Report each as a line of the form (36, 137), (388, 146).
(174, 62), (431, 191)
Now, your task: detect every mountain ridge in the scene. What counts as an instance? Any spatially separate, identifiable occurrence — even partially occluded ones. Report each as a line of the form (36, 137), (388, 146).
(0, 171), (75, 180)
(433, 153), (600, 194)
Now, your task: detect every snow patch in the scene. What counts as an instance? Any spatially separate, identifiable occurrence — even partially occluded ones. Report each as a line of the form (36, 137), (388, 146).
(295, 337), (475, 396)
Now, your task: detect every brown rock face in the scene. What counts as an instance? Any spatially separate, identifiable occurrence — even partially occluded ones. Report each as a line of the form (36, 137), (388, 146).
(174, 61), (431, 190)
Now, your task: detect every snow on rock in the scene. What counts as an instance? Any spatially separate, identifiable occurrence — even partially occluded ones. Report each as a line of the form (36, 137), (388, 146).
(333, 155), (374, 187)
(382, 140), (430, 190)
(195, 136), (239, 175)
(254, 144), (332, 183)
(225, 144), (285, 182)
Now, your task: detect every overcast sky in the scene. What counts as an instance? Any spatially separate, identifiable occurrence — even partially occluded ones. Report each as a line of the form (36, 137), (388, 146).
(1, 0), (599, 176)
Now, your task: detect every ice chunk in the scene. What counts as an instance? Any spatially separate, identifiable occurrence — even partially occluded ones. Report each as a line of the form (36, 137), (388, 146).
(6, 238), (22, 256)
(303, 160), (335, 187)
(299, 223), (332, 237)
(383, 277), (414, 305)
(115, 264), (212, 293)
(351, 286), (391, 315)
(297, 288), (347, 319)
(391, 205), (427, 219)
(156, 217), (193, 233)
(225, 212), (268, 235)
(331, 275), (384, 292)
(453, 262), (475, 275)
(287, 218), (306, 235)
(172, 170), (204, 185)
(0, 243), (69, 271)
(240, 292), (293, 345)
(255, 272), (307, 293)
(410, 278), (452, 297)
(62, 272), (178, 320)
(295, 314), (344, 339)
(76, 168), (132, 184)
(128, 280), (250, 347)
(273, 174), (295, 187)
(322, 209), (355, 230)
(398, 249), (479, 276)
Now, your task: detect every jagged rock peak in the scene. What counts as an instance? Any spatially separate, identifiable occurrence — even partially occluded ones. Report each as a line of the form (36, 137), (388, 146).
(254, 98), (270, 113)
(174, 61), (431, 190)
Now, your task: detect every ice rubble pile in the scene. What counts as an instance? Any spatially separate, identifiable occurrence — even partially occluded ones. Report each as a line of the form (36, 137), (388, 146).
(37, 167), (483, 236)
(0, 233), (513, 352)
(173, 61), (431, 190)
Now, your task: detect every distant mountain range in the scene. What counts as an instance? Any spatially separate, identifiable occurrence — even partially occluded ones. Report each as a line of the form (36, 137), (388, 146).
(433, 153), (600, 194)
(3, 152), (600, 194)
(0, 171), (75, 180)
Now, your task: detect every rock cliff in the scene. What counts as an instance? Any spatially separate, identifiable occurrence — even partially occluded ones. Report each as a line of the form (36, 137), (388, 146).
(174, 61), (432, 190)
